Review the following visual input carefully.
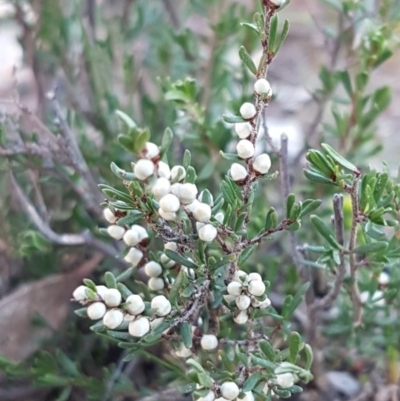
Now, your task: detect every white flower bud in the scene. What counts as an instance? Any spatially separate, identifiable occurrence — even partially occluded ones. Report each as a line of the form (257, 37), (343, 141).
(131, 225), (149, 243)
(159, 194), (180, 213)
(223, 294), (237, 303)
(124, 247), (144, 267)
(152, 177), (171, 200)
(170, 182), (182, 197)
(253, 153), (271, 174)
(87, 302), (106, 320)
(248, 280), (266, 297)
(158, 208), (177, 221)
(150, 317), (165, 330)
(201, 334), (218, 351)
(126, 294), (145, 315)
(134, 159), (155, 180)
(151, 295), (172, 316)
(145, 261), (163, 278)
(378, 271), (389, 285)
(198, 190), (214, 206)
(123, 229), (140, 246)
(233, 270), (248, 284)
(248, 273), (262, 282)
(240, 102), (256, 120)
(238, 391), (255, 401)
(164, 242), (178, 251)
(254, 78), (272, 96)
(198, 224), (217, 242)
(103, 207), (117, 223)
(234, 122), (252, 139)
(215, 212), (224, 224)
(276, 372), (294, 388)
(157, 161), (171, 178)
(220, 381), (239, 400)
(148, 277), (165, 291)
(144, 142), (160, 160)
(104, 288), (122, 307)
(251, 296), (271, 309)
(197, 390), (215, 401)
(192, 202), (212, 223)
(96, 285), (108, 301)
(103, 309), (124, 329)
(175, 343), (192, 358)
(171, 165), (186, 181)
(72, 285), (88, 301)
(234, 310), (248, 324)
(230, 163), (248, 182)
(236, 139), (255, 159)
(178, 183), (198, 205)
(107, 225), (125, 240)
(160, 253), (176, 268)
(227, 281), (242, 296)
(129, 316), (150, 337)
(236, 295), (251, 310)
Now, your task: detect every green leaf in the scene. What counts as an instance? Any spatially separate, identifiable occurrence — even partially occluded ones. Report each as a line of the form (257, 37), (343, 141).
(299, 199), (322, 217)
(164, 250), (199, 269)
(352, 241), (388, 254)
(289, 332), (301, 363)
(116, 110), (137, 129)
(160, 127), (173, 157)
(259, 340), (276, 362)
(310, 215), (341, 249)
(321, 143), (359, 174)
(239, 46), (257, 74)
(104, 272), (117, 288)
(180, 322), (193, 348)
(222, 114), (246, 124)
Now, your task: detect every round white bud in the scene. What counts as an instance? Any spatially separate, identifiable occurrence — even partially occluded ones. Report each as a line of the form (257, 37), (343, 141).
(164, 242), (178, 251)
(72, 285), (88, 302)
(227, 281), (242, 296)
(131, 225), (149, 243)
(223, 294), (237, 303)
(103, 207), (117, 223)
(254, 78), (272, 96)
(160, 253), (176, 268)
(129, 316), (150, 337)
(220, 381), (240, 400)
(107, 225), (125, 240)
(233, 270), (248, 284)
(253, 153), (272, 174)
(96, 285), (108, 301)
(238, 391), (255, 401)
(240, 102), (256, 120)
(159, 194), (180, 213)
(236, 139), (255, 159)
(230, 163), (248, 182)
(236, 295), (251, 310)
(215, 212), (224, 224)
(158, 208), (177, 221)
(152, 177), (171, 200)
(234, 122), (252, 139)
(151, 295), (172, 316)
(276, 372), (294, 388)
(248, 273), (262, 282)
(234, 310), (248, 324)
(87, 302), (106, 320)
(157, 161), (171, 178)
(170, 182), (182, 197)
(134, 159), (155, 180)
(171, 165), (186, 181)
(197, 391), (215, 401)
(144, 142), (160, 160)
(148, 277), (165, 291)
(104, 288), (122, 307)
(124, 247), (144, 267)
(248, 280), (266, 297)
(103, 309), (124, 329)
(198, 190), (214, 206)
(175, 343), (192, 358)
(192, 202), (212, 223)
(123, 229), (140, 247)
(145, 261), (163, 278)
(150, 317), (165, 330)
(198, 224), (218, 242)
(126, 294), (145, 315)
(378, 271), (389, 286)
(178, 183), (198, 205)
(201, 334), (218, 351)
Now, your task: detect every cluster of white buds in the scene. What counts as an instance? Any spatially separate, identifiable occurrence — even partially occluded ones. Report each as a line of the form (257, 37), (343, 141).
(223, 270), (270, 324)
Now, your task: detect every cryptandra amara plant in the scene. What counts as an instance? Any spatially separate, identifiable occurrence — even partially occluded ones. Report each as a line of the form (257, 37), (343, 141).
(71, 0), (400, 399)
